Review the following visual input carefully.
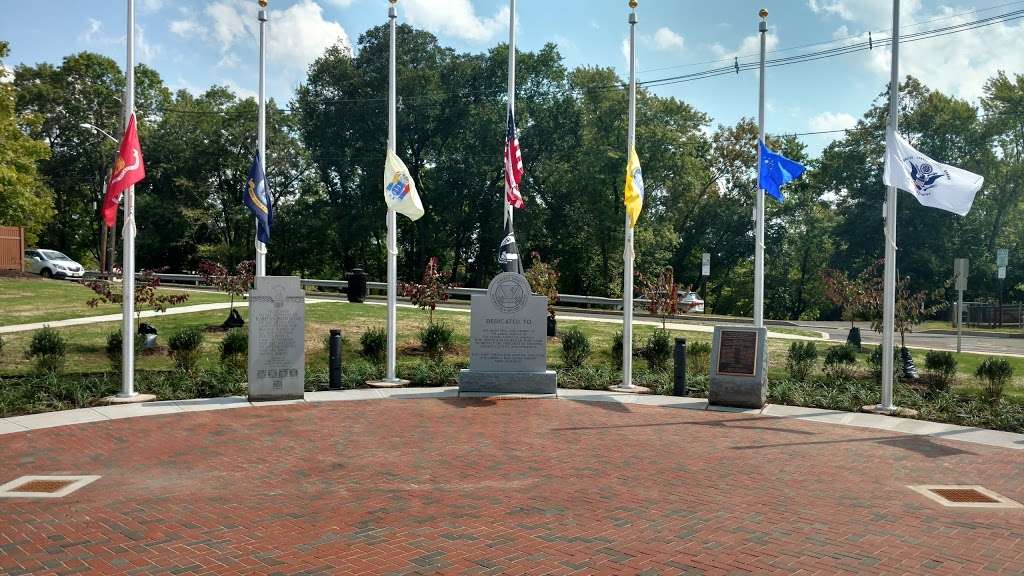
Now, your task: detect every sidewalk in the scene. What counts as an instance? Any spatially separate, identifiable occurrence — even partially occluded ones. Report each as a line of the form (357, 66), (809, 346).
(1, 299), (829, 341)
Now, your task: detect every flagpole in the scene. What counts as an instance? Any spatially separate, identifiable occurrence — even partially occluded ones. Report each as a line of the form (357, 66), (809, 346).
(620, 0), (638, 391)
(118, 0), (137, 398)
(505, 0), (515, 229)
(754, 8), (768, 329)
(256, 0), (268, 277)
(879, 0), (901, 412)
(385, 0), (400, 383)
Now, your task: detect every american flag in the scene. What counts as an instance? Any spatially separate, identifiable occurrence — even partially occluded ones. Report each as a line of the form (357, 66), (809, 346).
(504, 108), (525, 209)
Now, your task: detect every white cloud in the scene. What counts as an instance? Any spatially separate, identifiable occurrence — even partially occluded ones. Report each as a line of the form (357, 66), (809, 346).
(169, 18), (203, 37)
(142, 0), (164, 11)
(222, 79), (258, 100)
(270, 0), (351, 72)
(402, 0), (509, 43)
(80, 18), (103, 43)
(324, 0), (354, 5)
(135, 24), (159, 62)
(79, 18), (159, 63)
(652, 27), (684, 51)
(813, 2), (1024, 102)
(809, 111), (857, 132)
(807, 0), (921, 28)
(198, 0), (350, 74)
(711, 33), (778, 60)
(621, 37), (630, 64)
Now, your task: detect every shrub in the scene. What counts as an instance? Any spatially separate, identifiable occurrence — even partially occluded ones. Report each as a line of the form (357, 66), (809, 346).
(27, 327), (66, 375)
(785, 341), (818, 381)
(418, 322), (454, 361)
(610, 331), (624, 366)
(168, 327), (204, 373)
(220, 329), (248, 369)
(343, 357), (383, 388)
(924, 350), (957, 392)
(559, 365), (616, 390)
(560, 326), (591, 366)
(360, 327), (387, 364)
(400, 360), (457, 387)
(975, 357), (1013, 402)
(105, 330), (144, 371)
(643, 329), (672, 370)
(869, 346), (901, 382)
(687, 341), (711, 375)
(634, 367), (672, 395)
(823, 344), (857, 379)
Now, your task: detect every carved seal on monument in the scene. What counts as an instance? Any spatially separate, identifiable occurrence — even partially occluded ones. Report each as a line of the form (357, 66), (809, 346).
(487, 272), (530, 314)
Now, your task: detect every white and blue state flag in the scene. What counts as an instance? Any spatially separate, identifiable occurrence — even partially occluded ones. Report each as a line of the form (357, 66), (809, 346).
(883, 130), (983, 216)
(383, 149), (425, 221)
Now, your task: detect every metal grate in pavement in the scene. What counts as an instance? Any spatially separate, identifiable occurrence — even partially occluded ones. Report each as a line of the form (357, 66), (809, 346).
(0, 476), (101, 498)
(908, 485), (1023, 509)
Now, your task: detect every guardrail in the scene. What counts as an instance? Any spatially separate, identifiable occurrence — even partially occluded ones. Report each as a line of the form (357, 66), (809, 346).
(83, 271), (652, 310)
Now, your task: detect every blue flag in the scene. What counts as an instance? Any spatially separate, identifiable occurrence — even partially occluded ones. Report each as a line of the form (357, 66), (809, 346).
(243, 152), (272, 243)
(759, 140), (806, 201)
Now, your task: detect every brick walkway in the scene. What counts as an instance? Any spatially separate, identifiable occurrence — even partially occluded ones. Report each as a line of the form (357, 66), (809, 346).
(1, 398), (1022, 575)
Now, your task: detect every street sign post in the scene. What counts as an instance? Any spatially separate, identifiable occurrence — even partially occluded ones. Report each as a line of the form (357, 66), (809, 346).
(701, 253), (710, 277)
(954, 258), (968, 353)
(997, 249), (1008, 327)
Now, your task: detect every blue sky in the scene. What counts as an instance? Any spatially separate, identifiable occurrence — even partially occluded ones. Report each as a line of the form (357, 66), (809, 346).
(3, 0), (1024, 156)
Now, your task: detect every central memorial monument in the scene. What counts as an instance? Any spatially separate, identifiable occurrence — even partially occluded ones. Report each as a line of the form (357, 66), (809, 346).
(458, 272), (557, 395)
(247, 276), (306, 401)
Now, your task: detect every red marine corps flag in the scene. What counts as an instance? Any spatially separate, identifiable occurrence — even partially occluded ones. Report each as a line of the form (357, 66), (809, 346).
(102, 113), (145, 227)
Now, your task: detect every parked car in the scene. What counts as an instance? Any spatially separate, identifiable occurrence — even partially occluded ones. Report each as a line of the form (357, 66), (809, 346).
(24, 249), (85, 279)
(679, 291), (705, 313)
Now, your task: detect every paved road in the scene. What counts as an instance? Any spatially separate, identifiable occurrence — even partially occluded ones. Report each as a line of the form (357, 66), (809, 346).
(789, 320), (1024, 357)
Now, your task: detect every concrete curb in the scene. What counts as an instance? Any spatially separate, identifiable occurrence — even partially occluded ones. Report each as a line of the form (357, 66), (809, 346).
(1, 388), (1020, 451)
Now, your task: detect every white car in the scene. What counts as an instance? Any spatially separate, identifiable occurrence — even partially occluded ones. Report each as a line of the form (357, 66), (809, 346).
(680, 291), (705, 313)
(24, 249), (85, 279)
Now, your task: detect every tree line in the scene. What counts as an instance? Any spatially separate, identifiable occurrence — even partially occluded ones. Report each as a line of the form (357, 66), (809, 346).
(2, 27), (1023, 320)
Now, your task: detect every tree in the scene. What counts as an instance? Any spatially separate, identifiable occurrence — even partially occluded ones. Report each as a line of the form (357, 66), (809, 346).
(0, 41), (53, 243)
(14, 51), (170, 262)
(400, 257), (452, 324)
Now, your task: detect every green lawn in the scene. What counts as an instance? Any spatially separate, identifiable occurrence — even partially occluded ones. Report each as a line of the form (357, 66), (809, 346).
(1, 300), (1021, 401)
(0, 277), (230, 326)
(918, 320), (1024, 334)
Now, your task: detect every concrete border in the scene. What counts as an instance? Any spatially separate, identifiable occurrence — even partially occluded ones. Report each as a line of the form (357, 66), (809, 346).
(0, 388), (1021, 451)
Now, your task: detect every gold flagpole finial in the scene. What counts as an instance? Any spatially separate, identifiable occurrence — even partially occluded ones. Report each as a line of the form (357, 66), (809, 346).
(389, 0), (398, 4)
(258, 0), (267, 7)
(629, 0), (638, 8)
(759, 8), (768, 19)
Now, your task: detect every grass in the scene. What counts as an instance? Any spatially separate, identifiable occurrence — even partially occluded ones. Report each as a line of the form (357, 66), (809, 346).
(0, 277), (230, 327)
(0, 301), (1019, 400)
(917, 320), (1024, 334)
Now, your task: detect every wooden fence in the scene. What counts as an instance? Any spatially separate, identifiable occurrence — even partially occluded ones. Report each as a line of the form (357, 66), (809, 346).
(0, 226), (25, 272)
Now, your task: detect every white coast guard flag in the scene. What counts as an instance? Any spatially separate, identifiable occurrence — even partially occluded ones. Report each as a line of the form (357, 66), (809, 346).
(383, 149), (424, 221)
(883, 130), (983, 216)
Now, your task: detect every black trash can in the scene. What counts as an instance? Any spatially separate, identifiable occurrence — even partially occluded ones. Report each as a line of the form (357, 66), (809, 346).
(346, 268), (367, 303)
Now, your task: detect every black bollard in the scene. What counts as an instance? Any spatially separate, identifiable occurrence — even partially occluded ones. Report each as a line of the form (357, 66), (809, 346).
(329, 329), (343, 390)
(673, 338), (687, 396)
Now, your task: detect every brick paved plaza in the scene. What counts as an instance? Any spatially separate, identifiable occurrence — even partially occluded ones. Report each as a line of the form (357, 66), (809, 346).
(1, 397), (1022, 575)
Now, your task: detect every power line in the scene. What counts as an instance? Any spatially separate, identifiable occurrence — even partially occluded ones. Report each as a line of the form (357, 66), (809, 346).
(151, 7), (1024, 120)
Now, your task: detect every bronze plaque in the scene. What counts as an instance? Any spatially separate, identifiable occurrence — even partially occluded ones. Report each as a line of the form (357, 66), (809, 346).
(716, 330), (758, 376)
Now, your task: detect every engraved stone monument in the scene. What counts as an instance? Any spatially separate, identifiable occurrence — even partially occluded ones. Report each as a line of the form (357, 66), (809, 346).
(248, 276), (305, 401)
(708, 325), (768, 408)
(458, 272), (557, 395)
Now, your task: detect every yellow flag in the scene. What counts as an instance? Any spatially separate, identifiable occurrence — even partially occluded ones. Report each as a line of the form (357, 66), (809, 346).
(624, 148), (644, 229)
